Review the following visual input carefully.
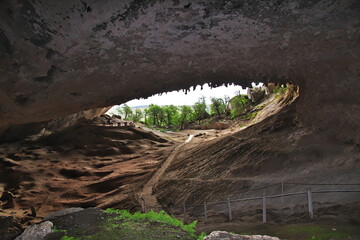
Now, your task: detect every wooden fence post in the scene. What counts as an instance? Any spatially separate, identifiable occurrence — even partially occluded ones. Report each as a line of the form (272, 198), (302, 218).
(183, 203), (187, 223)
(227, 198), (232, 222)
(307, 188), (314, 219)
(204, 202), (207, 224)
(262, 193), (266, 223)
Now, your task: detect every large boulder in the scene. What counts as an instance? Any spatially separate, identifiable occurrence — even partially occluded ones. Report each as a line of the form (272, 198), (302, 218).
(204, 231), (280, 240)
(15, 221), (53, 240)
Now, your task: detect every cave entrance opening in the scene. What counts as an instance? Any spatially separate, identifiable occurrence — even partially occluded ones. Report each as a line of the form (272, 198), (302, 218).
(101, 81), (298, 133)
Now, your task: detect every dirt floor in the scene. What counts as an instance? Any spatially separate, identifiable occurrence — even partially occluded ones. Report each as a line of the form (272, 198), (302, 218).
(1, 94), (359, 239)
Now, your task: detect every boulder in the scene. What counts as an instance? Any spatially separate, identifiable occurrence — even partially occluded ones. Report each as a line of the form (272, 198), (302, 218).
(204, 231), (280, 240)
(43, 207), (84, 221)
(15, 221), (53, 240)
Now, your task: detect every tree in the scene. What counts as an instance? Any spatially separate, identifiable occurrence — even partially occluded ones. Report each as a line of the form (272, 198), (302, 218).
(179, 105), (193, 130)
(122, 104), (133, 120)
(131, 108), (143, 123)
(210, 97), (225, 116)
(147, 104), (163, 126)
(223, 95), (230, 106)
(143, 108), (149, 125)
(230, 94), (250, 119)
(162, 105), (178, 128)
(116, 107), (123, 117)
(192, 96), (208, 124)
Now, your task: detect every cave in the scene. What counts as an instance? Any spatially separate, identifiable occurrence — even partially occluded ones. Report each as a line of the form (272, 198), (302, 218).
(0, 0), (359, 239)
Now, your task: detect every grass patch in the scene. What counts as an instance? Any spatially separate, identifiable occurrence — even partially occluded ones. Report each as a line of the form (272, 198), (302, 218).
(53, 226), (67, 233)
(104, 209), (200, 237)
(56, 208), (205, 240)
(61, 237), (80, 240)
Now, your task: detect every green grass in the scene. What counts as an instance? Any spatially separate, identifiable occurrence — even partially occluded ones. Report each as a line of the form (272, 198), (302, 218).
(104, 209), (199, 236)
(273, 85), (289, 99)
(52, 209), (205, 240)
(61, 237), (80, 240)
(53, 226), (67, 233)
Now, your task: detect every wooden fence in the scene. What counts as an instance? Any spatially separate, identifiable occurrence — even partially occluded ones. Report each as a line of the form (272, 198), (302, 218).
(138, 181), (360, 224)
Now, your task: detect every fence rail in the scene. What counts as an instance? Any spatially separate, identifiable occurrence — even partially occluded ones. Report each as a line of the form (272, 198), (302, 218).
(138, 181), (360, 224)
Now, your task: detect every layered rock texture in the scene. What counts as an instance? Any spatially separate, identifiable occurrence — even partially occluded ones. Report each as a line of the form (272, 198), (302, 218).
(0, 0), (359, 144)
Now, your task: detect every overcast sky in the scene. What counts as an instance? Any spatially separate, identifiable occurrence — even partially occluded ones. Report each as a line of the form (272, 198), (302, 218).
(107, 83), (262, 114)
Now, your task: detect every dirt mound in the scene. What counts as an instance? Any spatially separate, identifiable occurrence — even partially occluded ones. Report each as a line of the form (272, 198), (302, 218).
(36, 116), (168, 157)
(0, 117), (174, 230)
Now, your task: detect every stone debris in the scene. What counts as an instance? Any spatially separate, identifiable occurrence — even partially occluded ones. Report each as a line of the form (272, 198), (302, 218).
(15, 221), (53, 240)
(204, 231), (280, 240)
(44, 207), (84, 221)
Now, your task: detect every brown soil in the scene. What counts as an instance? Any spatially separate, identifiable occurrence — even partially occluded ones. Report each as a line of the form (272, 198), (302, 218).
(0, 120), (174, 228)
(153, 98), (360, 226)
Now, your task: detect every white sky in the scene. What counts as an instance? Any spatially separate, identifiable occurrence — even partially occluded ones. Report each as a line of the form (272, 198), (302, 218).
(107, 83), (262, 114)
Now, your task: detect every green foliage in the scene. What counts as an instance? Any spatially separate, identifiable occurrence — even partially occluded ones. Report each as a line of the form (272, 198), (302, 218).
(162, 105), (179, 127)
(273, 85), (289, 97)
(131, 108), (143, 123)
(122, 104), (133, 120)
(60, 236), (80, 240)
(230, 94), (249, 119)
(197, 232), (207, 240)
(104, 208), (199, 237)
(244, 111), (258, 120)
(147, 104), (163, 126)
(210, 97), (225, 116)
(178, 105), (193, 130)
(53, 226), (67, 233)
(116, 107), (122, 116)
(192, 96), (208, 124)
(310, 236), (322, 240)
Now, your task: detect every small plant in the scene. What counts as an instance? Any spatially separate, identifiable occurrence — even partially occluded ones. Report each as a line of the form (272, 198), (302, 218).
(53, 226), (67, 233)
(60, 236), (80, 240)
(310, 236), (322, 240)
(273, 85), (289, 99)
(197, 232), (206, 240)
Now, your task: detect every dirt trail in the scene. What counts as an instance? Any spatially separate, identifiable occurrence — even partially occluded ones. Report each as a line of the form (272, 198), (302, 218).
(139, 136), (193, 210)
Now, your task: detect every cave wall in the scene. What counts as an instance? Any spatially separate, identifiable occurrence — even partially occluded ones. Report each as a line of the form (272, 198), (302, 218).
(0, 0), (359, 142)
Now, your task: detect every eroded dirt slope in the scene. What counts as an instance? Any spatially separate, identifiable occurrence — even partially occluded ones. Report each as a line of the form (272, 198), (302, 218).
(154, 99), (360, 223)
(0, 118), (175, 228)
